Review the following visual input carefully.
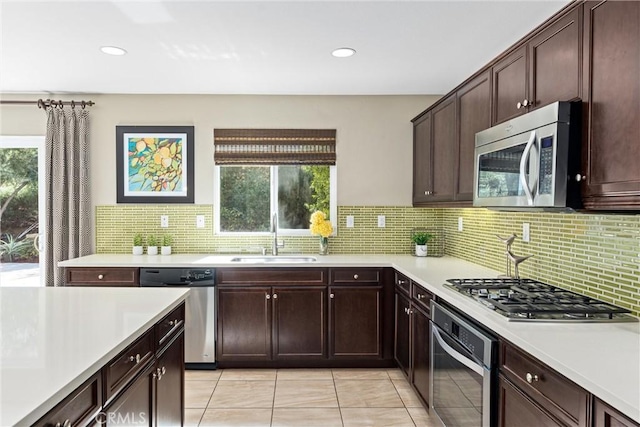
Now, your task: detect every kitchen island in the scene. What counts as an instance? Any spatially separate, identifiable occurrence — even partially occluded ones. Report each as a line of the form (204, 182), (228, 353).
(59, 253), (640, 424)
(0, 286), (189, 426)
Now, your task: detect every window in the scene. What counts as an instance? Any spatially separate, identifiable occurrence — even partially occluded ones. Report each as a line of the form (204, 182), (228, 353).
(214, 129), (336, 235)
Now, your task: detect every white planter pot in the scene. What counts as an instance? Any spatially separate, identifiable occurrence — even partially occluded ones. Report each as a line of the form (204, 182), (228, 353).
(132, 246), (143, 255)
(161, 246), (172, 256)
(415, 244), (428, 257)
(147, 246), (158, 255)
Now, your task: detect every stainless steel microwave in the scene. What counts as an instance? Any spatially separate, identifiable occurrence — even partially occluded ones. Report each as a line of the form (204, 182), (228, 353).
(473, 101), (582, 210)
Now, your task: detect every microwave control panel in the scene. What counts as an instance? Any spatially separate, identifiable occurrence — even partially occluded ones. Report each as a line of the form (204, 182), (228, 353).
(539, 136), (554, 195)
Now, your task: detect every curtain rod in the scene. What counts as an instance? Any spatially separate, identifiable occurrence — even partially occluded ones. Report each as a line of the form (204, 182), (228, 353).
(0, 98), (95, 109)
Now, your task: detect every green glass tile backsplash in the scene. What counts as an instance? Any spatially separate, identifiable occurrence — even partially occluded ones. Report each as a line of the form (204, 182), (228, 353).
(95, 205), (639, 315)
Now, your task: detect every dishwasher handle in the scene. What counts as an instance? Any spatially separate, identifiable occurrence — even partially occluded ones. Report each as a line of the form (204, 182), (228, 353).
(162, 281), (193, 287)
(432, 324), (484, 376)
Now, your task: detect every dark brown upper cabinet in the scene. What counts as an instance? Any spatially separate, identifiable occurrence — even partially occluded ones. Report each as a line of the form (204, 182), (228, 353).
(581, 0), (640, 209)
(412, 111), (432, 204)
(492, 6), (582, 125)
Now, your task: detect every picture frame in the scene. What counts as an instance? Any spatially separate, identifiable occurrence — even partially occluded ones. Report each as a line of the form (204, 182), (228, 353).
(116, 125), (195, 204)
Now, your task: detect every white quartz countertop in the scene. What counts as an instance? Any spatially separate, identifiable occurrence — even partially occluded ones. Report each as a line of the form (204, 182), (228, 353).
(58, 253), (640, 423)
(0, 286), (189, 426)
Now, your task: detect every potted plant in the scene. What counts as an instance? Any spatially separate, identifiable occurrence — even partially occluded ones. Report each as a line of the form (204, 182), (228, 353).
(161, 234), (173, 255)
(147, 235), (158, 255)
(132, 233), (144, 255)
(411, 231), (434, 257)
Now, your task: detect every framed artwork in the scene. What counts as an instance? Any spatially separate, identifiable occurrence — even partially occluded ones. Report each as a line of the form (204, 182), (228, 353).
(116, 125), (194, 203)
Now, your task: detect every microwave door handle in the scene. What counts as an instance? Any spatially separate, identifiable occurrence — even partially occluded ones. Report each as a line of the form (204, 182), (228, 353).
(519, 131), (536, 205)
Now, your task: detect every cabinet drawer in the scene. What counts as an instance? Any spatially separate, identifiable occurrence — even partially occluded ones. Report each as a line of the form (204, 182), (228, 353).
(411, 285), (432, 315)
(331, 268), (381, 284)
(65, 267), (139, 286)
(395, 272), (411, 295)
(156, 302), (185, 352)
(104, 329), (154, 403)
(217, 268), (327, 285)
(500, 342), (589, 427)
(34, 372), (102, 427)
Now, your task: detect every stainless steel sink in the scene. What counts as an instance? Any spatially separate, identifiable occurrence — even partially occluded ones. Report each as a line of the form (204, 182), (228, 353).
(230, 256), (317, 263)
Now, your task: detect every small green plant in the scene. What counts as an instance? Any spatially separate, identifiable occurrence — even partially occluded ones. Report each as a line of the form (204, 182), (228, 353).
(147, 235), (158, 247)
(0, 234), (32, 262)
(411, 231), (434, 245)
(133, 233), (144, 246)
(162, 234), (173, 246)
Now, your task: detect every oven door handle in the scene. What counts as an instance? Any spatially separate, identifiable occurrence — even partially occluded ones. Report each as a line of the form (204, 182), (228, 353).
(519, 130), (537, 206)
(432, 325), (484, 376)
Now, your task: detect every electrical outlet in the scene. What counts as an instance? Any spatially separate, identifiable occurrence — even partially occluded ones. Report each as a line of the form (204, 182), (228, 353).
(346, 215), (355, 228)
(458, 217), (464, 232)
(377, 215), (386, 228)
(523, 223), (530, 242)
(160, 215), (169, 228)
(196, 215), (205, 228)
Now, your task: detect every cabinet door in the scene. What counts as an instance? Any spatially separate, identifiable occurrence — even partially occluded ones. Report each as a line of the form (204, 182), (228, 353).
(430, 95), (457, 202)
(498, 375), (563, 427)
(582, 0), (640, 209)
(456, 71), (491, 201)
(106, 363), (154, 427)
(492, 45), (528, 124)
(217, 286), (272, 361)
(155, 333), (184, 427)
(272, 286), (327, 359)
(593, 397), (640, 427)
(529, 6), (582, 110)
(411, 307), (430, 407)
(394, 291), (411, 376)
(329, 286), (382, 358)
(413, 111), (432, 204)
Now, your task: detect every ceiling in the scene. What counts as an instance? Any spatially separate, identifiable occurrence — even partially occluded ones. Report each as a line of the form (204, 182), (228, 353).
(0, 0), (570, 96)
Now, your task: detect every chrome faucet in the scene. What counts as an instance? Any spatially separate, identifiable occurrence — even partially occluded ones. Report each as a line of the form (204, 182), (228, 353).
(271, 213), (285, 255)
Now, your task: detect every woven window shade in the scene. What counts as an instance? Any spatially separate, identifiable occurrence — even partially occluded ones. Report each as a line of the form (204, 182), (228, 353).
(214, 129), (336, 165)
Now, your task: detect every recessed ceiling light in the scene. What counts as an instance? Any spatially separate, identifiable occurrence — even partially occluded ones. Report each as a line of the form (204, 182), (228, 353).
(331, 48), (356, 58)
(100, 46), (127, 56)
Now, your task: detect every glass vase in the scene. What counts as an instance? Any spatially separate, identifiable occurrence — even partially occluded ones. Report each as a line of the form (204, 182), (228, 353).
(319, 237), (329, 255)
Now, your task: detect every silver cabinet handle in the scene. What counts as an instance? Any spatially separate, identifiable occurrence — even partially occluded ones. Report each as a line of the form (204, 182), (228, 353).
(98, 274), (104, 280)
(417, 293), (425, 300)
(397, 279), (407, 285)
(330, 293), (334, 299)
(424, 190), (433, 195)
(353, 274), (359, 280)
(129, 354), (141, 363)
(168, 319), (180, 326)
(575, 174), (586, 182)
(55, 421), (71, 427)
(273, 294), (278, 299)
(154, 367), (164, 380)
(266, 294), (271, 300)
(517, 102), (522, 109)
(161, 366), (166, 375)
(525, 372), (539, 384)
(522, 99), (529, 107)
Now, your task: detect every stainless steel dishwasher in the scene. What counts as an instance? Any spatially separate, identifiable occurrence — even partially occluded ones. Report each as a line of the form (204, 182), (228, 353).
(140, 267), (216, 368)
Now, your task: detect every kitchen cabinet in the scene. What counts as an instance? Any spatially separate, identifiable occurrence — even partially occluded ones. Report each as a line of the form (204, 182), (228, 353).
(492, 6), (582, 124)
(581, 0), (640, 209)
(412, 111), (432, 204)
(155, 333), (184, 427)
(65, 267), (139, 286)
(394, 290), (411, 374)
(499, 341), (589, 427)
(593, 397), (640, 427)
(105, 362), (154, 427)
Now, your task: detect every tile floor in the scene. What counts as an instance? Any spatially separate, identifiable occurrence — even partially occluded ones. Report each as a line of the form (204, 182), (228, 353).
(184, 368), (441, 427)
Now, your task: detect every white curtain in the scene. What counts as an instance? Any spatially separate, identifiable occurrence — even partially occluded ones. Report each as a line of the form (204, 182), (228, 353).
(44, 107), (91, 286)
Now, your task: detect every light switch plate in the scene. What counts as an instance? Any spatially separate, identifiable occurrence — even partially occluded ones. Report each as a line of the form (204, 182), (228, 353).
(346, 215), (355, 228)
(458, 217), (464, 232)
(523, 223), (530, 242)
(196, 215), (205, 228)
(160, 215), (169, 228)
(377, 215), (386, 228)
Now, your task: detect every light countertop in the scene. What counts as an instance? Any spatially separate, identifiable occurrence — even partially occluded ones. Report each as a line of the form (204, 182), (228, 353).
(59, 253), (640, 423)
(0, 286), (189, 426)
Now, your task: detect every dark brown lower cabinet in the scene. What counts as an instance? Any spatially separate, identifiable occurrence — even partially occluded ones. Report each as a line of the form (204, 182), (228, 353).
(593, 398), (640, 427)
(155, 333), (184, 427)
(411, 306), (430, 407)
(394, 290), (411, 374)
(106, 362), (154, 427)
(498, 374), (563, 427)
(330, 285), (382, 358)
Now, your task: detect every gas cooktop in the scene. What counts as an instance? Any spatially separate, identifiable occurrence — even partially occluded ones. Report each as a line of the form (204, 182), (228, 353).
(444, 278), (637, 322)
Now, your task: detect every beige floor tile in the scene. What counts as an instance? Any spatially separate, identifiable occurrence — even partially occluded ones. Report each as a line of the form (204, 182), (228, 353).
(335, 379), (404, 408)
(274, 379), (338, 408)
(341, 408), (416, 427)
(209, 380), (276, 408)
(332, 368), (390, 380)
(186, 369), (223, 381)
(185, 381), (217, 408)
(219, 369), (277, 381)
(184, 408), (205, 426)
(199, 408), (272, 427)
(392, 379), (425, 408)
(271, 408), (343, 427)
(276, 368), (334, 380)
(407, 407), (441, 427)
(386, 368), (407, 380)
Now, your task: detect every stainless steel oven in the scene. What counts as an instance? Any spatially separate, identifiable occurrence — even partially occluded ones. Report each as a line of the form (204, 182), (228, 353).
(430, 300), (497, 427)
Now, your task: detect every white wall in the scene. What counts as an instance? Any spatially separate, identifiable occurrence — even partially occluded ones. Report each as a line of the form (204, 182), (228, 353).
(1, 94), (439, 206)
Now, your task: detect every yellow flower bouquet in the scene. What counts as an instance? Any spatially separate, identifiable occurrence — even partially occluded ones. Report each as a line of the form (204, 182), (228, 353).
(310, 211), (333, 255)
